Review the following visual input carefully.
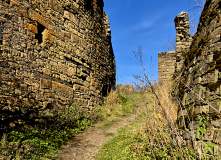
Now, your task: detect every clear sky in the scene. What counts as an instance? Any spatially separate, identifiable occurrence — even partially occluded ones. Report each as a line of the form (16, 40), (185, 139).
(103, 0), (205, 85)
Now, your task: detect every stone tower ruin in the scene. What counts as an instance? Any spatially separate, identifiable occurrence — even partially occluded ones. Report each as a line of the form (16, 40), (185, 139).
(174, 11), (192, 53)
(158, 12), (192, 83)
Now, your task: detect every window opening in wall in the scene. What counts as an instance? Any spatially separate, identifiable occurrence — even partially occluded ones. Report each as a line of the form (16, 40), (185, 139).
(35, 22), (45, 44)
(81, 76), (86, 81)
(0, 21), (4, 45)
(101, 84), (108, 97)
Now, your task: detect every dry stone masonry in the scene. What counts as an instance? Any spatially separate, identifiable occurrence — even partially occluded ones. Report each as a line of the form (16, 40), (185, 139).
(176, 0), (221, 156)
(174, 11), (192, 53)
(159, 0), (221, 157)
(158, 12), (192, 82)
(158, 51), (176, 82)
(0, 0), (115, 129)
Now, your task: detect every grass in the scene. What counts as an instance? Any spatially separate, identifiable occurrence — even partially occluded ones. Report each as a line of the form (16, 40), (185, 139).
(95, 80), (221, 159)
(99, 119), (120, 130)
(0, 90), (142, 160)
(94, 91), (149, 160)
(96, 91), (141, 120)
(93, 91), (144, 133)
(1, 83), (219, 159)
(95, 113), (146, 160)
(0, 104), (96, 160)
(95, 44), (221, 159)
(95, 83), (198, 160)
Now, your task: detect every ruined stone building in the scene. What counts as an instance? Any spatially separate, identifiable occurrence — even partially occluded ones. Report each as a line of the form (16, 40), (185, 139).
(0, 0), (116, 127)
(158, 11), (192, 82)
(159, 0), (221, 155)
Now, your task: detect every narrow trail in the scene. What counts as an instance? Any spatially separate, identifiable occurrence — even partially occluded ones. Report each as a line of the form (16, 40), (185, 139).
(56, 106), (145, 160)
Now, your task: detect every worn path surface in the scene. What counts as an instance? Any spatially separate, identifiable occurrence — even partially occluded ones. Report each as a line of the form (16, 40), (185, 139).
(56, 106), (144, 160)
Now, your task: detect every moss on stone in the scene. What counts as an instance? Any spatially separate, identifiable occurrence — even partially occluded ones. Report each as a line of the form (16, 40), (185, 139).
(201, 6), (219, 26)
(184, 39), (205, 65)
(212, 50), (221, 71)
(198, 37), (209, 47)
(184, 48), (196, 65)
(192, 32), (199, 41)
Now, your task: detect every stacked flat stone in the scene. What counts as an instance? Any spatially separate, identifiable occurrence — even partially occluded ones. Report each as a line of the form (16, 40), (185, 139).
(176, 0), (221, 156)
(174, 11), (192, 53)
(158, 51), (176, 82)
(159, 0), (221, 156)
(158, 11), (192, 83)
(0, 0), (115, 128)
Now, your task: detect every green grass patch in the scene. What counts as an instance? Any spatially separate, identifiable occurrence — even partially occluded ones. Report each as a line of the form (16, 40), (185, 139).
(0, 91), (145, 159)
(0, 104), (99, 160)
(99, 119), (120, 130)
(95, 114), (146, 160)
(94, 92), (142, 121)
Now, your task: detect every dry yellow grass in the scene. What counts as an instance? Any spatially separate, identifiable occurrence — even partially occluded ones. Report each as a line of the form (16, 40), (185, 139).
(153, 81), (178, 124)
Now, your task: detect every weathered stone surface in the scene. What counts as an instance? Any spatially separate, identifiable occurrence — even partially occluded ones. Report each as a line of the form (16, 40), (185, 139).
(174, 12), (192, 53)
(175, 0), (221, 154)
(158, 12), (192, 83)
(159, 0), (221, 155)
(158, 51), (176, 82)
(178, 0), (221, 118)
(0, 0), (115, 128)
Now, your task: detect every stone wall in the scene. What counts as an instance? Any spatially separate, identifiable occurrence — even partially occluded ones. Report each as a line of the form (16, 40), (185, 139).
(0, 0), (115, 129)
(174, 12), (192, 53)
(158, 12), (191, 83)
(176, 0), (221, 156)
(159, 0), (221, 156)
(158, 51), (176, 82)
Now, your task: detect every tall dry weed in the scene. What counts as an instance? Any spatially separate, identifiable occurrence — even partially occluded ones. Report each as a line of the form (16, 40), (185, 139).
(131, 47), (197, 158)
(129, 81), (194, 159)
(153, 82), (178, 124)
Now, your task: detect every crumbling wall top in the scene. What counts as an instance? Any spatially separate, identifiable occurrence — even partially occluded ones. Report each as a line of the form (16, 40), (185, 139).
(174, 11), (192, 52)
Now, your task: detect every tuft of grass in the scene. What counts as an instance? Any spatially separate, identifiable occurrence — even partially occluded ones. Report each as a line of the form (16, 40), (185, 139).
(127, 82), (198, 159)
(99, 119), (120, 130)
(95, 114), (146, 160)
(95, 90), (141, 121)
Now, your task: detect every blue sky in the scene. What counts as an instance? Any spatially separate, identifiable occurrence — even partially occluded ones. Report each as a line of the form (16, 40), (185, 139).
(103, 0), (204, 85)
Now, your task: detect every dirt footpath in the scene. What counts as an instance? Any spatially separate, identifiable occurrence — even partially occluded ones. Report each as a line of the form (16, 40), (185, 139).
(56, 107), (144, 160)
